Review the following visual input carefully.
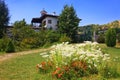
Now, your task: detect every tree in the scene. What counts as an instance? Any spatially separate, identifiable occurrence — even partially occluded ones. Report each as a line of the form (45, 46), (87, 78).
(58, 5), (80, 42)
(97, 34), (105, 43)
(83, 25), (93, 41)
(105, 28), (116, 47)
(0, 0), (10, 38)
(12, 19), (35, 41)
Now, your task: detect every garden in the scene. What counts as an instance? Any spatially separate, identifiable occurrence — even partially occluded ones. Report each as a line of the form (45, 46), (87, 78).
(0, 0), (120, 80)
(0, 42), (120, 80)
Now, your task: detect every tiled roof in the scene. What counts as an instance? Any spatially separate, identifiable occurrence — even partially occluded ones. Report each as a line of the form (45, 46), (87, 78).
(31, 14), (59, 23)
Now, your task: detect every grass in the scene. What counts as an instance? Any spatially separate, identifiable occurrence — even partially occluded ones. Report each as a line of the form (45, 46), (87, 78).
(0, 44), (120, 80)
(0, 53), (53, 80)
(0, 51), (5, 55)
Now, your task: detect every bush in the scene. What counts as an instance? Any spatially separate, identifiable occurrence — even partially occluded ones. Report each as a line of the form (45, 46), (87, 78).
(46, 30), (60, 43)
(13, 30), (61, 51)
(97, 34), (105, 43)
(59, 34), (71, 42)
(6, 40), (15, 53)
(38, 42), (110, 80)
(0, 37), (10, 51)
(117, 33), (120, 43)
(105, 28), (116, 47)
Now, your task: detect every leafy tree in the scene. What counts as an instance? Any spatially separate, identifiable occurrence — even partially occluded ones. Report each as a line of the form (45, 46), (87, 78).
(12, 19), (35, 41)
(105, 28), (116, 47)
(58, 5), (80, 42)
(0, 0), (10, 38)
(12, 19), (36, 50)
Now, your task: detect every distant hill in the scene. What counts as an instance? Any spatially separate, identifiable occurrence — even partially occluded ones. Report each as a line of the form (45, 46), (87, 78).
(101, 20), (120, 29)
(78, 20), (120, 34)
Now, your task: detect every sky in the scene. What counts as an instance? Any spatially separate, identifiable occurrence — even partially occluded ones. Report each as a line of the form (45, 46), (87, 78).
(5, 0), (120, 26)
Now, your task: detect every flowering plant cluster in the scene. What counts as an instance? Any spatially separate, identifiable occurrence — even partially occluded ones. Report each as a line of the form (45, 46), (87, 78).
(36, 61), (54, 73)
(37, 41), (110, 79)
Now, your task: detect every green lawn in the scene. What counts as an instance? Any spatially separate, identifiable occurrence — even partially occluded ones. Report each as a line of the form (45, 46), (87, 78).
(0, 44), (120, 80)
(0, 53), (53, 80)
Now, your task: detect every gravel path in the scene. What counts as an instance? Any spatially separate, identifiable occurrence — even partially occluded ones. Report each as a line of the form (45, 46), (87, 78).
(0, 48), (52, 62)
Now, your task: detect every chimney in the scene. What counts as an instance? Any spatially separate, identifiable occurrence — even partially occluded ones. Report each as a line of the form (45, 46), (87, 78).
(40, 9), (47, 16)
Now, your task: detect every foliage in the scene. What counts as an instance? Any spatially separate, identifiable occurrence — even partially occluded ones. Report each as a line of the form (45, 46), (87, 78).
(12, 19), (35, 42)
(105, 28), (116, 47)
(59, 34), (71, 43)
(45, 30), (60, 43)
(83, 25), (93, 41)
(58, 5), (80, 42)
(38, 42), (111, 79)
(75, 34), (84, 43)
(0, 44), (120, 80)
(97, 34), (105, 43)
(0, 0), (10, 38)
(101, 64), (119, 78)
(0, 36), (10, 51)
(11, 20), (61, 51)
(117, 33), (120, 43)
(12, 19), (38, 50)
(36, 61), (54, 73)
(78, 24), (100, 42)
(6, 40), (15, 53)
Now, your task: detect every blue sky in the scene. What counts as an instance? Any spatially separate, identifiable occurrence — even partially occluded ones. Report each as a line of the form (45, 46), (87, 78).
(5, 0), (120, 26)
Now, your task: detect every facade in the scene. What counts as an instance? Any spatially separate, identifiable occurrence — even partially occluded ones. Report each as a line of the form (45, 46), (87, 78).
(31, 10), (59, 30)
(6, 10), (59, 37)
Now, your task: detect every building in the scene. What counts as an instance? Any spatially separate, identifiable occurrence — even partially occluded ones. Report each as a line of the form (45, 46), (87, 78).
(31, 10), (59, 30)
(5, 10), (59, 37)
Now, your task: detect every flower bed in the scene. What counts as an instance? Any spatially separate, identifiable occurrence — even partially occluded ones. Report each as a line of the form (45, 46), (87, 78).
(37, 41), (111, 79)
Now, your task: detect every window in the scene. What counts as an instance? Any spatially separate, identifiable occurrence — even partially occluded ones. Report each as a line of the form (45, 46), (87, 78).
(48, 20), (52, 24)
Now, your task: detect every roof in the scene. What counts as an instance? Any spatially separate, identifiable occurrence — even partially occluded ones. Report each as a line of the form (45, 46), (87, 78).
(31, 14), (59, 23)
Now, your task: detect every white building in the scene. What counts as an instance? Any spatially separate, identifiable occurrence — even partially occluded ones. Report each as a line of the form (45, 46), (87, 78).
(31, 10), (59, 30)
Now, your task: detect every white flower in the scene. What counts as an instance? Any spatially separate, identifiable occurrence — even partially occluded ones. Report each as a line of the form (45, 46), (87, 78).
(40, 41), (110, 68)
(40, 52), (47, 56)
(42, 54), (49, 58)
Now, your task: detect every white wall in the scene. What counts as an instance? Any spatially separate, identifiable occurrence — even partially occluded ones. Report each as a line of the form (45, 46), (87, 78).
(42, 16), (58, 30)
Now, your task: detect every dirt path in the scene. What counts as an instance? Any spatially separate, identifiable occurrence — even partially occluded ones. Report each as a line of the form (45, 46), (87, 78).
(0, 48), (52, 62)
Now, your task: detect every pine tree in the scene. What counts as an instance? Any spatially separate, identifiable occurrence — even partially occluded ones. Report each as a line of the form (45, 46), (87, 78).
(58, 5), (81, 42)
(0, 0), (10, 38)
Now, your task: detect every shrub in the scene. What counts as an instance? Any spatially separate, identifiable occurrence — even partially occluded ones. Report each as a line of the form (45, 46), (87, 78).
(46, 30), (60, 43)
(0, 37), (10, 51)
(20, 37), (40, 49)
(59, 34), (71, 42)
(97, 34), (105, 43)
(36, 61), (54, 73)
(6, 40), (15, 53)
(117, 33), (120, 43)
(38, 42), (110, 79)
(105, 28), (116, 47)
